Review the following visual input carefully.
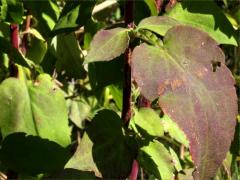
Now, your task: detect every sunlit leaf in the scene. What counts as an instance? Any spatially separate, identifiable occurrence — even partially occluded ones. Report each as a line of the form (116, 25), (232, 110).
(132, 108), (164, 138)
(137, 16), (180, 36)
(144, 0), (158, 16)
(166, 1), (238, 45)
(138, 140), (175, 180)
(162, 115), (189, 147)
(84, 28), (130, 64)
(0, 74), (71, 147)
(132, 26), (237, 179)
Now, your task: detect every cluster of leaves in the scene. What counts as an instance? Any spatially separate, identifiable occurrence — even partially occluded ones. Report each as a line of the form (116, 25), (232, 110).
(0, 0), (239, 179)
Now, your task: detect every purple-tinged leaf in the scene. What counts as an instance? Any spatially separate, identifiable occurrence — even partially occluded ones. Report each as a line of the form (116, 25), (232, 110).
(84, 28), (130, 64)
(132, 25), (238, 179)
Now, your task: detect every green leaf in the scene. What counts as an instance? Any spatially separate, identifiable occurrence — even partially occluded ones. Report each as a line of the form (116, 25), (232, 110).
(166, 1), (238, 45)
(132, 26), (237, 179)
(53, 33), (86, 79)
(52, 1), (95, 35)
(108, 83), (123, 110)
(65, 133), (101, 177)
(25, 29), (48, 64)
(132, 108), (164, 138)
(66, 110), (136, 178)
(68, 95), (98, 129)
(138, 140), (174, 180)
(162, 115), (189, 147)
(0, 21), (10, 39)
(0, 132), (70, 174)
(84, 28), (130, 64)
(169, 147), (182, 172)
(137, 16), (180, 36)
(0, 74), (71, 147)
(0, 0), (24, 23)
(144, 0), (158, 16)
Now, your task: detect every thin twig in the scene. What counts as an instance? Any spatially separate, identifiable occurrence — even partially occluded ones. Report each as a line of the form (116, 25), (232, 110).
(92, 0), (118, 15)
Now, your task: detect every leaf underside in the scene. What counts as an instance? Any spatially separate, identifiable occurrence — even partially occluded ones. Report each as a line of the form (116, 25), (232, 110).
(132, 25), (238, 179)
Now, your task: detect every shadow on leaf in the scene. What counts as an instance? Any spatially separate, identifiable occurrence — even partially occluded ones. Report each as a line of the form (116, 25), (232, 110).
(0, 132), (71, 175)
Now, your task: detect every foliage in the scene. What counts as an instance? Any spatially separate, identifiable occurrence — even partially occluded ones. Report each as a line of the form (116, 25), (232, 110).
(0, 0), (239, 179)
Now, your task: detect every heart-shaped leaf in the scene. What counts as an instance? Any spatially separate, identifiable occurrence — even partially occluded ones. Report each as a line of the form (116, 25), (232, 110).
(132, 25), (238, 179)
(0, 74), (71, 147)
(84, 28), (130, 64)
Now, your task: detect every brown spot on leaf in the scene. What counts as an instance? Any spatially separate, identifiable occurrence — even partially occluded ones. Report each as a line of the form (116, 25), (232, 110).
(171, 79), (183, 90)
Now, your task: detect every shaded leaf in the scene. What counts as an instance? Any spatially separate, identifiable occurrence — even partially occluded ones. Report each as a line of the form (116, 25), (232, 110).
(52, 1), (95, 35)
(53, 33), (86, 79)
(0, 74), (71, 147)
(132, 108), (164, 138)
(85, 28), (130, 64)
(25, 29), (48, 64)
(66, 110), (136, 178)
(44, 168), (96, 179)
(88, 56), (123, 90)
(132, 26), (237, 179)
(0, 133), (70, 174)
(138, 140), (175, 180)
(137, 16), (180, 36)
(166, 1), (238, 45)
(23, 0), (60, 37)
(0, 0), (24, 23)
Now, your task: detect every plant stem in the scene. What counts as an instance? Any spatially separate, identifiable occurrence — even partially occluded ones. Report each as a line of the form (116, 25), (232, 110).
(122, 0), (134, 124)
(129, 160), (139, 180)
(22, 14), (31, 55)
(9, 24), (19, 77)
(10, 24), (19, 49)
(122, 1), (138, 180)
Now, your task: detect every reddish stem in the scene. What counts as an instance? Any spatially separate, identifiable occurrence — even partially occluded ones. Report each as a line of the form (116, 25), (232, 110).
(10, 24), (19, 49)
(9, 24), (19, 77)
(122, 0), (134, 124)
(123, 1), (139, 179)
(129, 160), (139, 180)
(155, 0), (163, 13)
